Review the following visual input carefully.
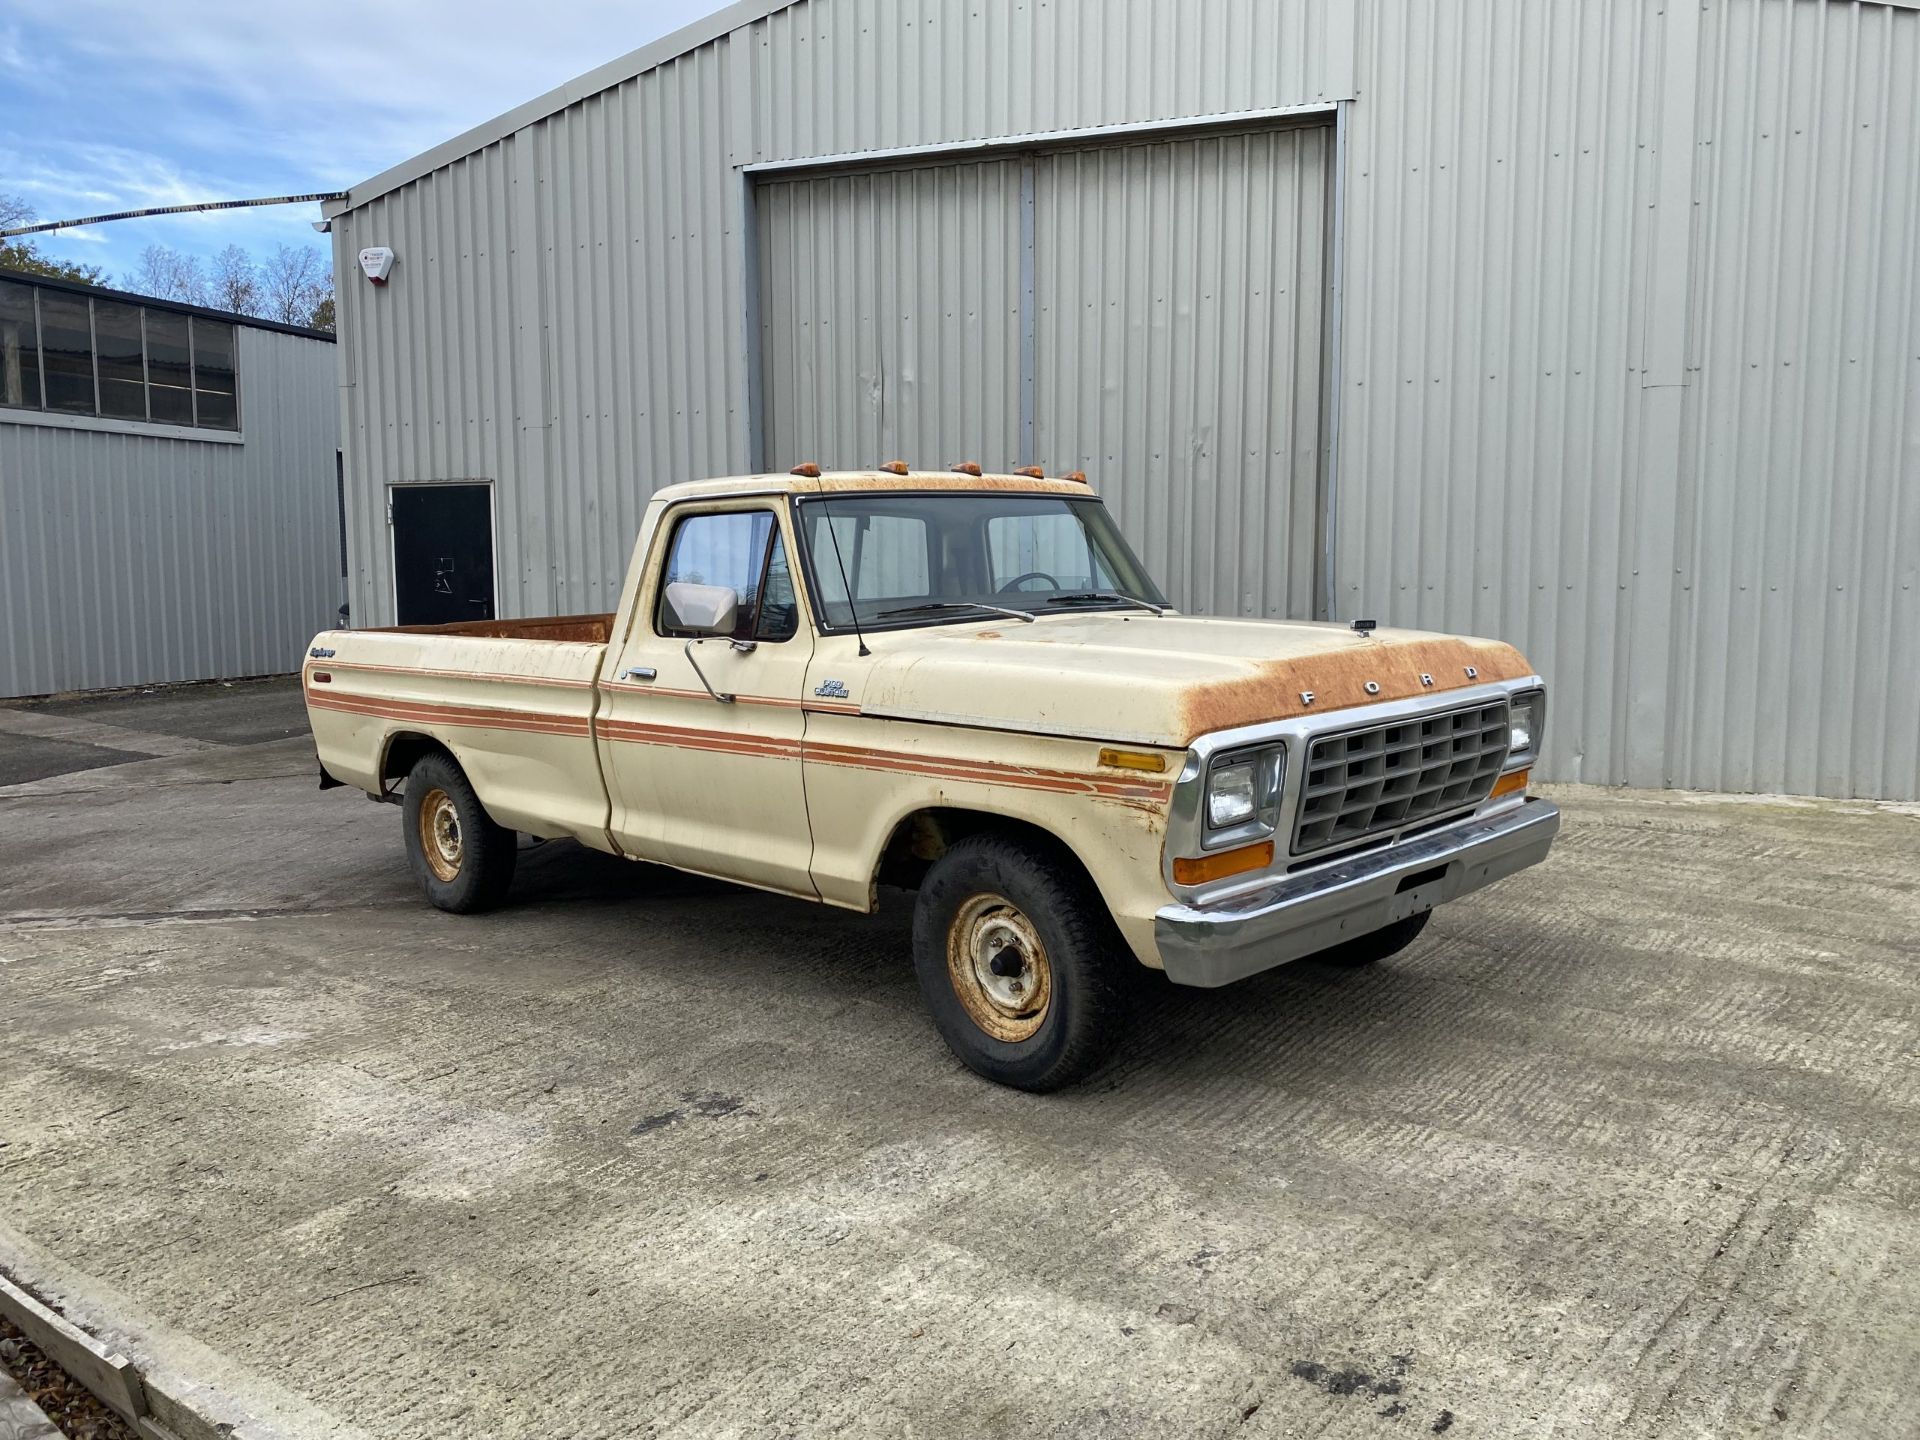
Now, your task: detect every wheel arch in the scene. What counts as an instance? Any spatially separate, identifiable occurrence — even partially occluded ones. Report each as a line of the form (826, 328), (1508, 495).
(379, 729), (460, 789)
(872, 805), (1101, 899)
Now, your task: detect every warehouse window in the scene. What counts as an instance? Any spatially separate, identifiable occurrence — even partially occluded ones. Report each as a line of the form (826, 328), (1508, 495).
(38, 290), (95, 414)
(94, 298), (146, 420)
(0, 277), (241, 432)
(0, 279), (42, 408)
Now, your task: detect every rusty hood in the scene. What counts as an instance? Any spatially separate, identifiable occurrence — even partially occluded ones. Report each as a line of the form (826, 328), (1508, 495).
(851, 614), (1534, 747)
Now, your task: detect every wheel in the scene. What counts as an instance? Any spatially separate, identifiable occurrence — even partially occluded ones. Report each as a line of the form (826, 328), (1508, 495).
(1310, 911), (1431, 968)
(911, 833), (1129, 1091)
(402, 751), (517, 913)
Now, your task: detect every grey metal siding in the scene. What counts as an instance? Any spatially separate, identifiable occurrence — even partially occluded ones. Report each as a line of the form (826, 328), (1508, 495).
(0, 327), (340, 697)
(1337, 0), (1919, 798)
(331, 0), (1350, 630)
(1673, 0), (1920, 799)
(744, 0), (1355, 164)
(1035, 126), (1331, 619)
(330, 0), (1920, 799)
(757, 160), (1026, 471)
(758, 124), (1333, 623)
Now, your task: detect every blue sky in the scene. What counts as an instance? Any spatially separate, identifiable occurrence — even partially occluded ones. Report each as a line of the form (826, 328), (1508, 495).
(1, 0), (720, 285)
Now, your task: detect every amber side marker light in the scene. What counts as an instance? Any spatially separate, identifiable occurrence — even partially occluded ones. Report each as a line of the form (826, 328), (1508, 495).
(1097, 747), (1166, 773)
(1490, 767), (1531, 800)
(1173, 840), (1274, 886)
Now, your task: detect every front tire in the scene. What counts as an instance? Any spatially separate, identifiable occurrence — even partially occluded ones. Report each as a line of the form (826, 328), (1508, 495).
(402, 752), (517, 913)
(912, 833), (1128, 1092)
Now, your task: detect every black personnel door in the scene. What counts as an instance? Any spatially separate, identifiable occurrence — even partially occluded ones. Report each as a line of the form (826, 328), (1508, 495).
(391, 484), (496, 626)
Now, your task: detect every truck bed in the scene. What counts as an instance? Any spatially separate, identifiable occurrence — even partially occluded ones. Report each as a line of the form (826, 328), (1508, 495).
(373, 612), (616, 645)
(305, 612), (615, 846)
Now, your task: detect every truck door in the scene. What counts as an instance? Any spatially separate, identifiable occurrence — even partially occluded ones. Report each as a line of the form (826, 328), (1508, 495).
(597, 501), (817, 899)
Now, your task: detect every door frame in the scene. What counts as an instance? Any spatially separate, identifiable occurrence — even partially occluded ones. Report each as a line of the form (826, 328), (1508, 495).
(741, 102), (1344, 617)
(386, 479), (500, 626)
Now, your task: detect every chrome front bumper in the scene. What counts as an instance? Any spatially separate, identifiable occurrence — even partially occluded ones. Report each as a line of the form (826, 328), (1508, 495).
(1155, 798), (1562, 988)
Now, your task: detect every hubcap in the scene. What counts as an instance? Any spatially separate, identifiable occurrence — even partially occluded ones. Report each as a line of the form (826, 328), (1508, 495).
(417, 787), (463, 882)
(946, 893), (1053, 1043)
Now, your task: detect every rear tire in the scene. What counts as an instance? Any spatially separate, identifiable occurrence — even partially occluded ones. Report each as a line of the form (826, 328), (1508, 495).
(402, 752), (517, 913)
(912, 833), (1129, 1092)
(1310, 910), (1431, 968)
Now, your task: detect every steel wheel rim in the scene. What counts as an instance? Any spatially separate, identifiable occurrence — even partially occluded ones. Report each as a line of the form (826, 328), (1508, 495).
(417, 787), (463, 882)
(946, 892), (1052, 1043)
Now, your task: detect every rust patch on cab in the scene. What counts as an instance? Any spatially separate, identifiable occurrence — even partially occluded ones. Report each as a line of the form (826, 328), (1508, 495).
(1178, 636), (1532, 744)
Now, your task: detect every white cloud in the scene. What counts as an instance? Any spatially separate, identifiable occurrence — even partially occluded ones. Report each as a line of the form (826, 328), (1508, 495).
(12, 0), (723, 181)
(3, 0), (728, 276)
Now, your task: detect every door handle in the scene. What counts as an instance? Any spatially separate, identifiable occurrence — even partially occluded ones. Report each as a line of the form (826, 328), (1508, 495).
(622, 666), (657, 682)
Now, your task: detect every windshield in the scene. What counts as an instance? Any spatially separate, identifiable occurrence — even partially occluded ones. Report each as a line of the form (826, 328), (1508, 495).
(795, 492), (1168, 631)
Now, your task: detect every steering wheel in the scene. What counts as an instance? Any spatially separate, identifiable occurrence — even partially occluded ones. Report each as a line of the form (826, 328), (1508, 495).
(997, 570), (1061, 594)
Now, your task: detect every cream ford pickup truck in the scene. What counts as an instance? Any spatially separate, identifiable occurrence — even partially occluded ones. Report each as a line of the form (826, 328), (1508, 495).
(306, 467), (1558, 1090)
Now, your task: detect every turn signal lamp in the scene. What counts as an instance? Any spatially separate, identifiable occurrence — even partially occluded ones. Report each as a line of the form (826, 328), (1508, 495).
(1173, 841), (1274, 886)
(1490, 767), (1530, 801)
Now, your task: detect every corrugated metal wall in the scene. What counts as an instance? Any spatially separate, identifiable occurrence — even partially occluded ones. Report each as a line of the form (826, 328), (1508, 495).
(758, 125), (1333, 620)
(757, 160), (1026, 470)
(1036, 127), (1331, 619)
(1338, 0), (1919, 798)
(332, 0), (1920, 799)
(0, 327), (340, 697)
(1675, 0), (1920, 799)
(332, 0), (1352, 627)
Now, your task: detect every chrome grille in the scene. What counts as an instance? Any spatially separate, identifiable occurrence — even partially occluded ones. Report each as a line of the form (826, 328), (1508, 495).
(1292, 700), (1511, 855)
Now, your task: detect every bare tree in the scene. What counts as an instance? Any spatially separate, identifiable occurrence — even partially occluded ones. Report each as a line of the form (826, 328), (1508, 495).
(124, 244), (209, 305)
(259, 243), (328, 326)
(0, 192), (109, 284)
(207, 244), (260, 315)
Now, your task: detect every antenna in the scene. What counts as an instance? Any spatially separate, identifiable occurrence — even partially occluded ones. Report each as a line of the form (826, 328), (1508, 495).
(818, 495), (871, 658)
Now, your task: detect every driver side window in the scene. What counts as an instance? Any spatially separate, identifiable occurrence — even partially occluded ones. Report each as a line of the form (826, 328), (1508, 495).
(656, 509), (799, 642)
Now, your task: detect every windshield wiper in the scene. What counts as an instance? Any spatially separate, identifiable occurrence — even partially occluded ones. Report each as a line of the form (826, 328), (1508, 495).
(1043, 591), (1171, 616)
(873, 600), (1038, 624)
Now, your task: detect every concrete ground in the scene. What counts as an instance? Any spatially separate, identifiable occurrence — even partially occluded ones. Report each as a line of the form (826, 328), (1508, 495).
(1, 680), (1916, 1439)
(0, 677), (310, 787)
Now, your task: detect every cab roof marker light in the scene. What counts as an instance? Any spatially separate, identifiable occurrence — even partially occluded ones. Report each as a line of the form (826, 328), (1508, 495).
(790, 462), (822, 478)
(878, 460), (909, 475)
(950, 461), (984, 476)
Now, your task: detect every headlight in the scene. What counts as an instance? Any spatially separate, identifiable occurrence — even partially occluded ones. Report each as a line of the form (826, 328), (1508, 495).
(1204, 745), (1285, 840)
(1508, 690), (1544, 761)
(1207, 761), (1257, 827)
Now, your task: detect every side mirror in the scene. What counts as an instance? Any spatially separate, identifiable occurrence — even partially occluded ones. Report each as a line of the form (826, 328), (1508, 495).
(663, 581), (739, 637)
